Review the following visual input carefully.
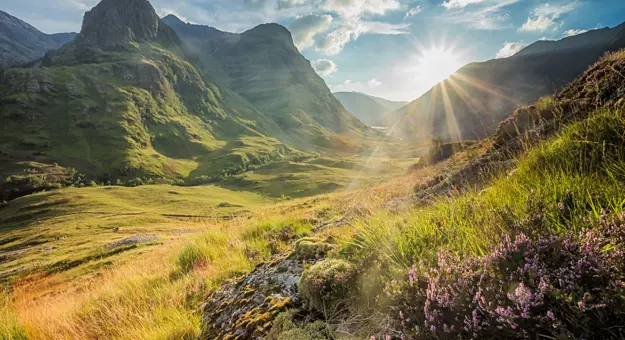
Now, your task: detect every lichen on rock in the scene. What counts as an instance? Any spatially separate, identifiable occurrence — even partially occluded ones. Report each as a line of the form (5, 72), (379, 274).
(199, 254), (321, 339)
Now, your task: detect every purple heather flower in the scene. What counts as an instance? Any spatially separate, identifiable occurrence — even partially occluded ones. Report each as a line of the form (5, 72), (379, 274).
(547, 311), (555, 319)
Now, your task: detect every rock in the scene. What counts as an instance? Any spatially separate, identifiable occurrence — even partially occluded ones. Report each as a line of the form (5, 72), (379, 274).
(199, 254), (321, 339)
(79, 0), (160, 49)
(298, 259), (358, 314)
(105, 234), (158, 250)
(293, 237), (335, 260)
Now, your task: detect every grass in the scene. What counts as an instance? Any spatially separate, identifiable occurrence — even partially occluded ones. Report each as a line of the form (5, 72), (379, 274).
(0, 147), (434, 339)
(311, 106), (625, 337)
(0, 184), (271, 287)
(5, 102), (615, 338)
(222, 155), (418, 198)
(1, 289), (26, 340)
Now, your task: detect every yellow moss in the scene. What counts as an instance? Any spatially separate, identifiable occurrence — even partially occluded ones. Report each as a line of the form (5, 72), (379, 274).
(242, 285), (256, 297)
(267, 296), (292, 313)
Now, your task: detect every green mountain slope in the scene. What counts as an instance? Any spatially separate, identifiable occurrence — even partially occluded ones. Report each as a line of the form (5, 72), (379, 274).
(333, 91), (407, 126)
(162, 15), (370, 150)
(386, 22), (625, 141)
(0, 10), (76, 69)
(0, 0), (302, 201)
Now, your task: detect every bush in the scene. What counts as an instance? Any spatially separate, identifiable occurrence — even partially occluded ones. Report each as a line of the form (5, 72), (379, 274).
(267, 310), (329, 340)
(299, 259), (358, 314)
(393, 212), (625, 339)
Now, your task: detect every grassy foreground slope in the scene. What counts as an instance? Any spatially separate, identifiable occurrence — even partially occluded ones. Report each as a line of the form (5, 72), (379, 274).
(277, 51), (625, 339)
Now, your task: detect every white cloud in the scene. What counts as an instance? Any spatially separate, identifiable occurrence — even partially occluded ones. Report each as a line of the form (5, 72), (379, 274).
(311, 59), (338, 76)
(156, 8), (190, 23)
(288, 13), (333, 50)
(441, 0), (519, 30)
(562, 28), (589, 37)
(322, 0), (402, 18)
(520, 16), (559, 32)
(315, 19), (409, 55)
(330, 78), (382, 93)
(61, 0), (96, 11)
(404, 5), (423, 18)
(519, 2), (580, 32)
(368, 78), (381, 87)
(277, 0), (307, 9)
(442, 0), (487, 10)
(496, 41), (527, 58)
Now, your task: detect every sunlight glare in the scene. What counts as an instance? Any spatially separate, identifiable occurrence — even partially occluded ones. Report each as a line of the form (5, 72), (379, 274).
(415, 47), (462, 87)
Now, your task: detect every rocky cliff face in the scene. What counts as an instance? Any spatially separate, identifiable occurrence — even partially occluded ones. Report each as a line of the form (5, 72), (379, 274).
(0, 10), (76, 69)
(79, 0), (161, 48)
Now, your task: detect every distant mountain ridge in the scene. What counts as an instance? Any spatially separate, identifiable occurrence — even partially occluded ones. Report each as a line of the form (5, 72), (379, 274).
(0, 0), (370, 200)
(162, 15), (367, 149)
(388, 21), (625, 141)
(0, 10), (76, 69)
(333, 91), (408, 126)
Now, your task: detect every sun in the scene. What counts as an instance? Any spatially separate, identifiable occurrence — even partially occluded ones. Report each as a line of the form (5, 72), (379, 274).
(415, 47), (462, 87)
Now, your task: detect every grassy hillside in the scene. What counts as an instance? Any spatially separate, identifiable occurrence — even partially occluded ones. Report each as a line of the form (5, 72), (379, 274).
(0, 148), (433, 339)
(268, 50), (625, 339)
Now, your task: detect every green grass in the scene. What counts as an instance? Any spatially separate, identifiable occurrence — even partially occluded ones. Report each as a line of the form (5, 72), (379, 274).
(0, 289), (26, 340)
(0, 184), (271, 285)
(222, 155), (418, 198)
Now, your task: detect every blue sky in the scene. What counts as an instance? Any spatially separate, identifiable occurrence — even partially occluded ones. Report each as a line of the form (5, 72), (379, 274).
(2, 0), (625, 101)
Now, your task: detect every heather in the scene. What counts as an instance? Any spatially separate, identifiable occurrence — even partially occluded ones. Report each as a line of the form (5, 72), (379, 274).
(395, 212), (625, 339)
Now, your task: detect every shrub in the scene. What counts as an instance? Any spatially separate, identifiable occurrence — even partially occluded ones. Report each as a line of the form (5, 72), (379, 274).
(299, 259), (358, 314)
(126, 178), (144, 187)
(267, 310), (329, 340)
(393, 212), (625, 339)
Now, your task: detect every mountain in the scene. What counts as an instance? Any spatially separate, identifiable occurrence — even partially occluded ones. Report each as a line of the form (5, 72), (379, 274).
(387, 22), (625, 141)
(0, 10), (76, 69)
(0, 0), (303, 200)
(333, 92), (408, 126)
(162, 15), (368, 149)
(0, 0), (373, 201)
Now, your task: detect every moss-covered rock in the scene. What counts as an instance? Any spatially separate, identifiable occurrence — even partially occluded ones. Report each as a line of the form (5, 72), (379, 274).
(298, 259), (358, 313)
(294, 237), (335, 260)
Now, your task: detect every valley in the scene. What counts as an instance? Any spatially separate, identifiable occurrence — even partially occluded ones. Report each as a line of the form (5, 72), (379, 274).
(1, 0), (625, 339)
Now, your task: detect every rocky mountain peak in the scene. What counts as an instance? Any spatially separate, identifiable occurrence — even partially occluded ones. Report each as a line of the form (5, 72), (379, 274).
(243, 23), (293, 43)
(78, 0), (161, 48)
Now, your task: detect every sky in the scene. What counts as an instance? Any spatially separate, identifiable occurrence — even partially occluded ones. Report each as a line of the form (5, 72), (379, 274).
(2, 0), (625, 101)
